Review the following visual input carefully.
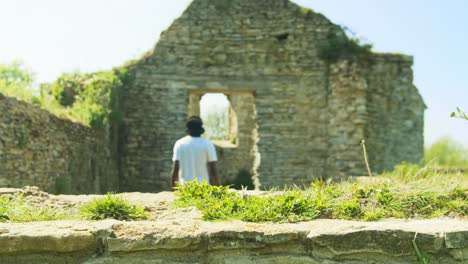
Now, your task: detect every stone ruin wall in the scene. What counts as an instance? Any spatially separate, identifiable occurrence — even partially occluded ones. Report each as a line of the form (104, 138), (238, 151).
(365, 55), (425, 173)
(326, 56), (425, 178)
(0, 0), (425, 193)
(118, 0), (425, 191)
(0, 93), (117, 194)
(119, 0), (334, 191)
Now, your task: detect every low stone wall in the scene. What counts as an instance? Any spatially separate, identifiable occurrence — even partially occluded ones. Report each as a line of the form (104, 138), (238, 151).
(0, 93), (117, 193)
(0, 219), (466, 264)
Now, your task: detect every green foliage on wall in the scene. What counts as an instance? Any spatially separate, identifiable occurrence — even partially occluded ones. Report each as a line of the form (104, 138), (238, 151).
(319, 26), (373, 63)
(0, 61), (128, 129)
(40, 69), (127, 129)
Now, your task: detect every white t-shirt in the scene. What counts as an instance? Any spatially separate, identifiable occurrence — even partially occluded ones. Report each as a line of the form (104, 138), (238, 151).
(172, 136), (218, 185)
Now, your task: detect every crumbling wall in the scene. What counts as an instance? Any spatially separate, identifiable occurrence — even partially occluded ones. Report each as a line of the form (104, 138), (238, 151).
(365, 54), (425, 173)
(0, 93), (117, 193)
(118, 0), (425, 190)
(0, 0), (426, 192)
(326, 61), (369, 178)
(119, 0), (334, 191)
(325, 56), (425, 177)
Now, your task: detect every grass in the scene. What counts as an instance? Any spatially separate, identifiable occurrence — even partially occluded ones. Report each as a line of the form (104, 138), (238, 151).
(0, 193), (148, 222)
(80, 193), (148, 221)
(0, 195), (65, 222)
(175, 164), (467, 223)
(176, 182), (321, 222)
(1, 164), (465, 224)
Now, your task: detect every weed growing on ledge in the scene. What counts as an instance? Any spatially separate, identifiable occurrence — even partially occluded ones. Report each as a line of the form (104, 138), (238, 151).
(80, 193), (148, 221)
(175, 165), (467, 223)
(176, 181), (321, 222)
(0, 195), (65, 222)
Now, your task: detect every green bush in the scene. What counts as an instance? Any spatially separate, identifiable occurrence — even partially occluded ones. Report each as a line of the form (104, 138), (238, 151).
(80, 193), (148, 221)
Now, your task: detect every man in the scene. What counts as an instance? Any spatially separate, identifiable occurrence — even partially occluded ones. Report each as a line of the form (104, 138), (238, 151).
(171, 116), (220, 188)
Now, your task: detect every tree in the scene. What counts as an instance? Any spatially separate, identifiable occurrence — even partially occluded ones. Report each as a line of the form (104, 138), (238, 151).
(424, 137), (468, 167)
(0, 61), (38, 103)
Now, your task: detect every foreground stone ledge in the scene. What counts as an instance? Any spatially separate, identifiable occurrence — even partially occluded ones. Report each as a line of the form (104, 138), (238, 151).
(0, 218), (466, 263)
(0, 220), (115, 254)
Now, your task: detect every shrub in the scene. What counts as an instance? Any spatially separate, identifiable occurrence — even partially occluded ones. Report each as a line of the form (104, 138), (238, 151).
(80, 193), (148, 221)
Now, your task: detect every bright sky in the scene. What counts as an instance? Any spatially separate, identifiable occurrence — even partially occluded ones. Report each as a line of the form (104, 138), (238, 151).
(1, 0), (467, 147)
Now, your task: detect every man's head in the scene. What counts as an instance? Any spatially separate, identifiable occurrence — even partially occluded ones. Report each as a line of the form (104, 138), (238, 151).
(186, 116), (205, 137)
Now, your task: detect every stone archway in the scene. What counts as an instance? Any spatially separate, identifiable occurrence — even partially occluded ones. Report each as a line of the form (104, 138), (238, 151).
(187, 90), (260, 189)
